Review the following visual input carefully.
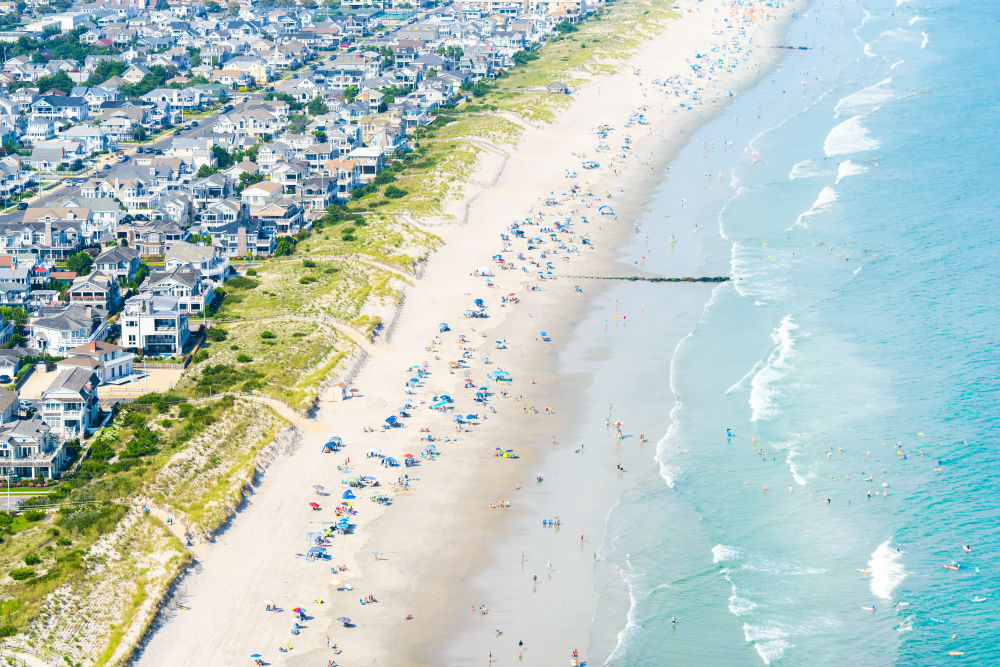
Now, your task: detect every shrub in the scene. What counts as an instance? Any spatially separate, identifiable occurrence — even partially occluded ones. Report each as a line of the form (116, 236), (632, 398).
(259, 330), (276, 339)
(24, 553), (40, 566)
(21, 510), (45, 522)
(245, 268), (257, 276)
(206, 328), (228, 342)
(302, 259), (316, 268)
(193, 349), (209, 363)
(9, 568), (35, 581)
(298, 276), (317, 285)
(236, 354), (252, 363)
(384, 184), (407, 199)
(225, 276), (259, 290)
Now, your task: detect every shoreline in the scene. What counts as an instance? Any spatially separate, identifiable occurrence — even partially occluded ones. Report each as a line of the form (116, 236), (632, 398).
(133, 1), (803, 665)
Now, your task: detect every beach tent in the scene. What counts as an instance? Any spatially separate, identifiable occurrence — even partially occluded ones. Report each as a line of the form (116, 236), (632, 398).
(599, 205), (615, 216)
(343, 490), (356, 499)
(366, 448), (383, 458)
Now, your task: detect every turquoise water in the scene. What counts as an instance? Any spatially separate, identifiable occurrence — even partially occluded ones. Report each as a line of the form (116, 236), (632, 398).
(600, 0), (1000, 663)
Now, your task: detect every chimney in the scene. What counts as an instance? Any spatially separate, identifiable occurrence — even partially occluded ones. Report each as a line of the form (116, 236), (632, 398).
(89, 341), (97, 352)
(43, 220), (53, 247)
(237, 225), (247, 257)
(85, 306), (93, 319)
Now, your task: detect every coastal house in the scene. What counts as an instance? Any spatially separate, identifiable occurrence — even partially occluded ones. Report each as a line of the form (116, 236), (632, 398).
(39, 367), (100, 439)
(58, 341), (134, 385)
(0, 416), (67, 480)
(119, 293), (191, 357)
(93, 245), (142, 282)
(29, 304), (109, 354)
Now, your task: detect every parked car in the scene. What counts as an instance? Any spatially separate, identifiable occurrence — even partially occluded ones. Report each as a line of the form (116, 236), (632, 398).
(103, 163), (112, 170)
(172, 129), (181, 136)
(136, 146), (144, 154)
(16, 202), (27, 210)
(0, 375), (10, 384)
(117, 155), (128, 163)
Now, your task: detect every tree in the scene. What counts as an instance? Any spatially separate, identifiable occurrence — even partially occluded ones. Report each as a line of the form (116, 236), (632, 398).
(87, 60), (128, 87)
(211, 145), (235, 169)
(307, 96), (326, 116)
(0, 306), (28, 332)
(427, 68), (437, 78)
(272, 236), (295, 257)
(204, 0), (221, 11)
(66, 251), (93, 276)
(342, 85), (359, 104)
(436, 46), (464, 62)
(197, 164), (218, 178)
(312, 130), (327, 143)
(187, 47), (201, 68)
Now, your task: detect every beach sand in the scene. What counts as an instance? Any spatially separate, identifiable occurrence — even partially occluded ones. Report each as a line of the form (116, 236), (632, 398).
(134, 1), (800, 665)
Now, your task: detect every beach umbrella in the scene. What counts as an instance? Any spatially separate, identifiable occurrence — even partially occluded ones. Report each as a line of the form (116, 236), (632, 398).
(404, 453), (415, 458)
(251, 654), (262, 658)
(292, 607), (303, 614)
(338, 617), (351, 624)
(385, 416), (397, 425)
(313, 484), (324, 491)
(308, 502), (320, 509)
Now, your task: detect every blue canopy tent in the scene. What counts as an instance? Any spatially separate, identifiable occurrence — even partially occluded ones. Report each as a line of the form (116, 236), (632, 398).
(323, 437), (343, 452)
(342, 490), (356, 499)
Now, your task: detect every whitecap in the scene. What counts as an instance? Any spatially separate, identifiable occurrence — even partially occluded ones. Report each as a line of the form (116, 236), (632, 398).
(744, 623), (791, 664)
(788, 159), (825, 180)
(824, 116), (881, 157)
(712, 544), (741, 564)
(891, 59), (905, 70)
(836, 159), (867, 184)
(834, 77), (895, 117)
(789, 186), (837, 230)
(921, 31), (928, 49)
(749, 315), (798, 422)
(729, 594), (758, 616)
(868, 540), (907, 599)
(908, 15), (925, 26)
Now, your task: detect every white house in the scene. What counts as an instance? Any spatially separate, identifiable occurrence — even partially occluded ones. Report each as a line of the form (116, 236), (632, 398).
(119, 293), (190, 357)
(39, 367), (100, 439)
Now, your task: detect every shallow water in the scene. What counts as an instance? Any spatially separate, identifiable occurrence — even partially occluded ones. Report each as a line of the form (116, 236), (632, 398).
(598, 0), (1000, 663)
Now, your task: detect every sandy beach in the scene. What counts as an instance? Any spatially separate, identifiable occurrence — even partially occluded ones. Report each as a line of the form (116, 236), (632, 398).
(134, 1), (801, 665)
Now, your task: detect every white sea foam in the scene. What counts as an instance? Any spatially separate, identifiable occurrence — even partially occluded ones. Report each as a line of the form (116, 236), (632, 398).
(788, 159), (826, 180)
(744, 623), (791, 664)
(836, 159), (867, 184)
(749, 315), (798, 422)
(891, 59), (905, 70)
(785, 447), (814, 486)
(868, 540), (907, 599)
(834, 77), (895, 117)
(909, 15), (925, 25)
(607, 563), (639, 664)
(790, 186), (837, 230)
(824, 115), (881, 157)
(921, 31), (928, 49)
(729, 594), (758, 616)
(712, 544), (741, 564)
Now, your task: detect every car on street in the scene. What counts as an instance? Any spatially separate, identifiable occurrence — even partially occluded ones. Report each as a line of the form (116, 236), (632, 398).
(16, 202), (27, 210)
(172, 129), (181, 135)
(103, 163), (112, 169)
(117, 155), (128, 162)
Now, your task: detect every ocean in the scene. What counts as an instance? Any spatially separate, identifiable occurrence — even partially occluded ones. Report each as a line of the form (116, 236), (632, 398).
(599, 0), (1000, 664)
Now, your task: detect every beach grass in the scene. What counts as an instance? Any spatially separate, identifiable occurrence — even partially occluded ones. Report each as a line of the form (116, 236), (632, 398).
(177, 319), (348, 409)
(0, 396), (287, 661)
